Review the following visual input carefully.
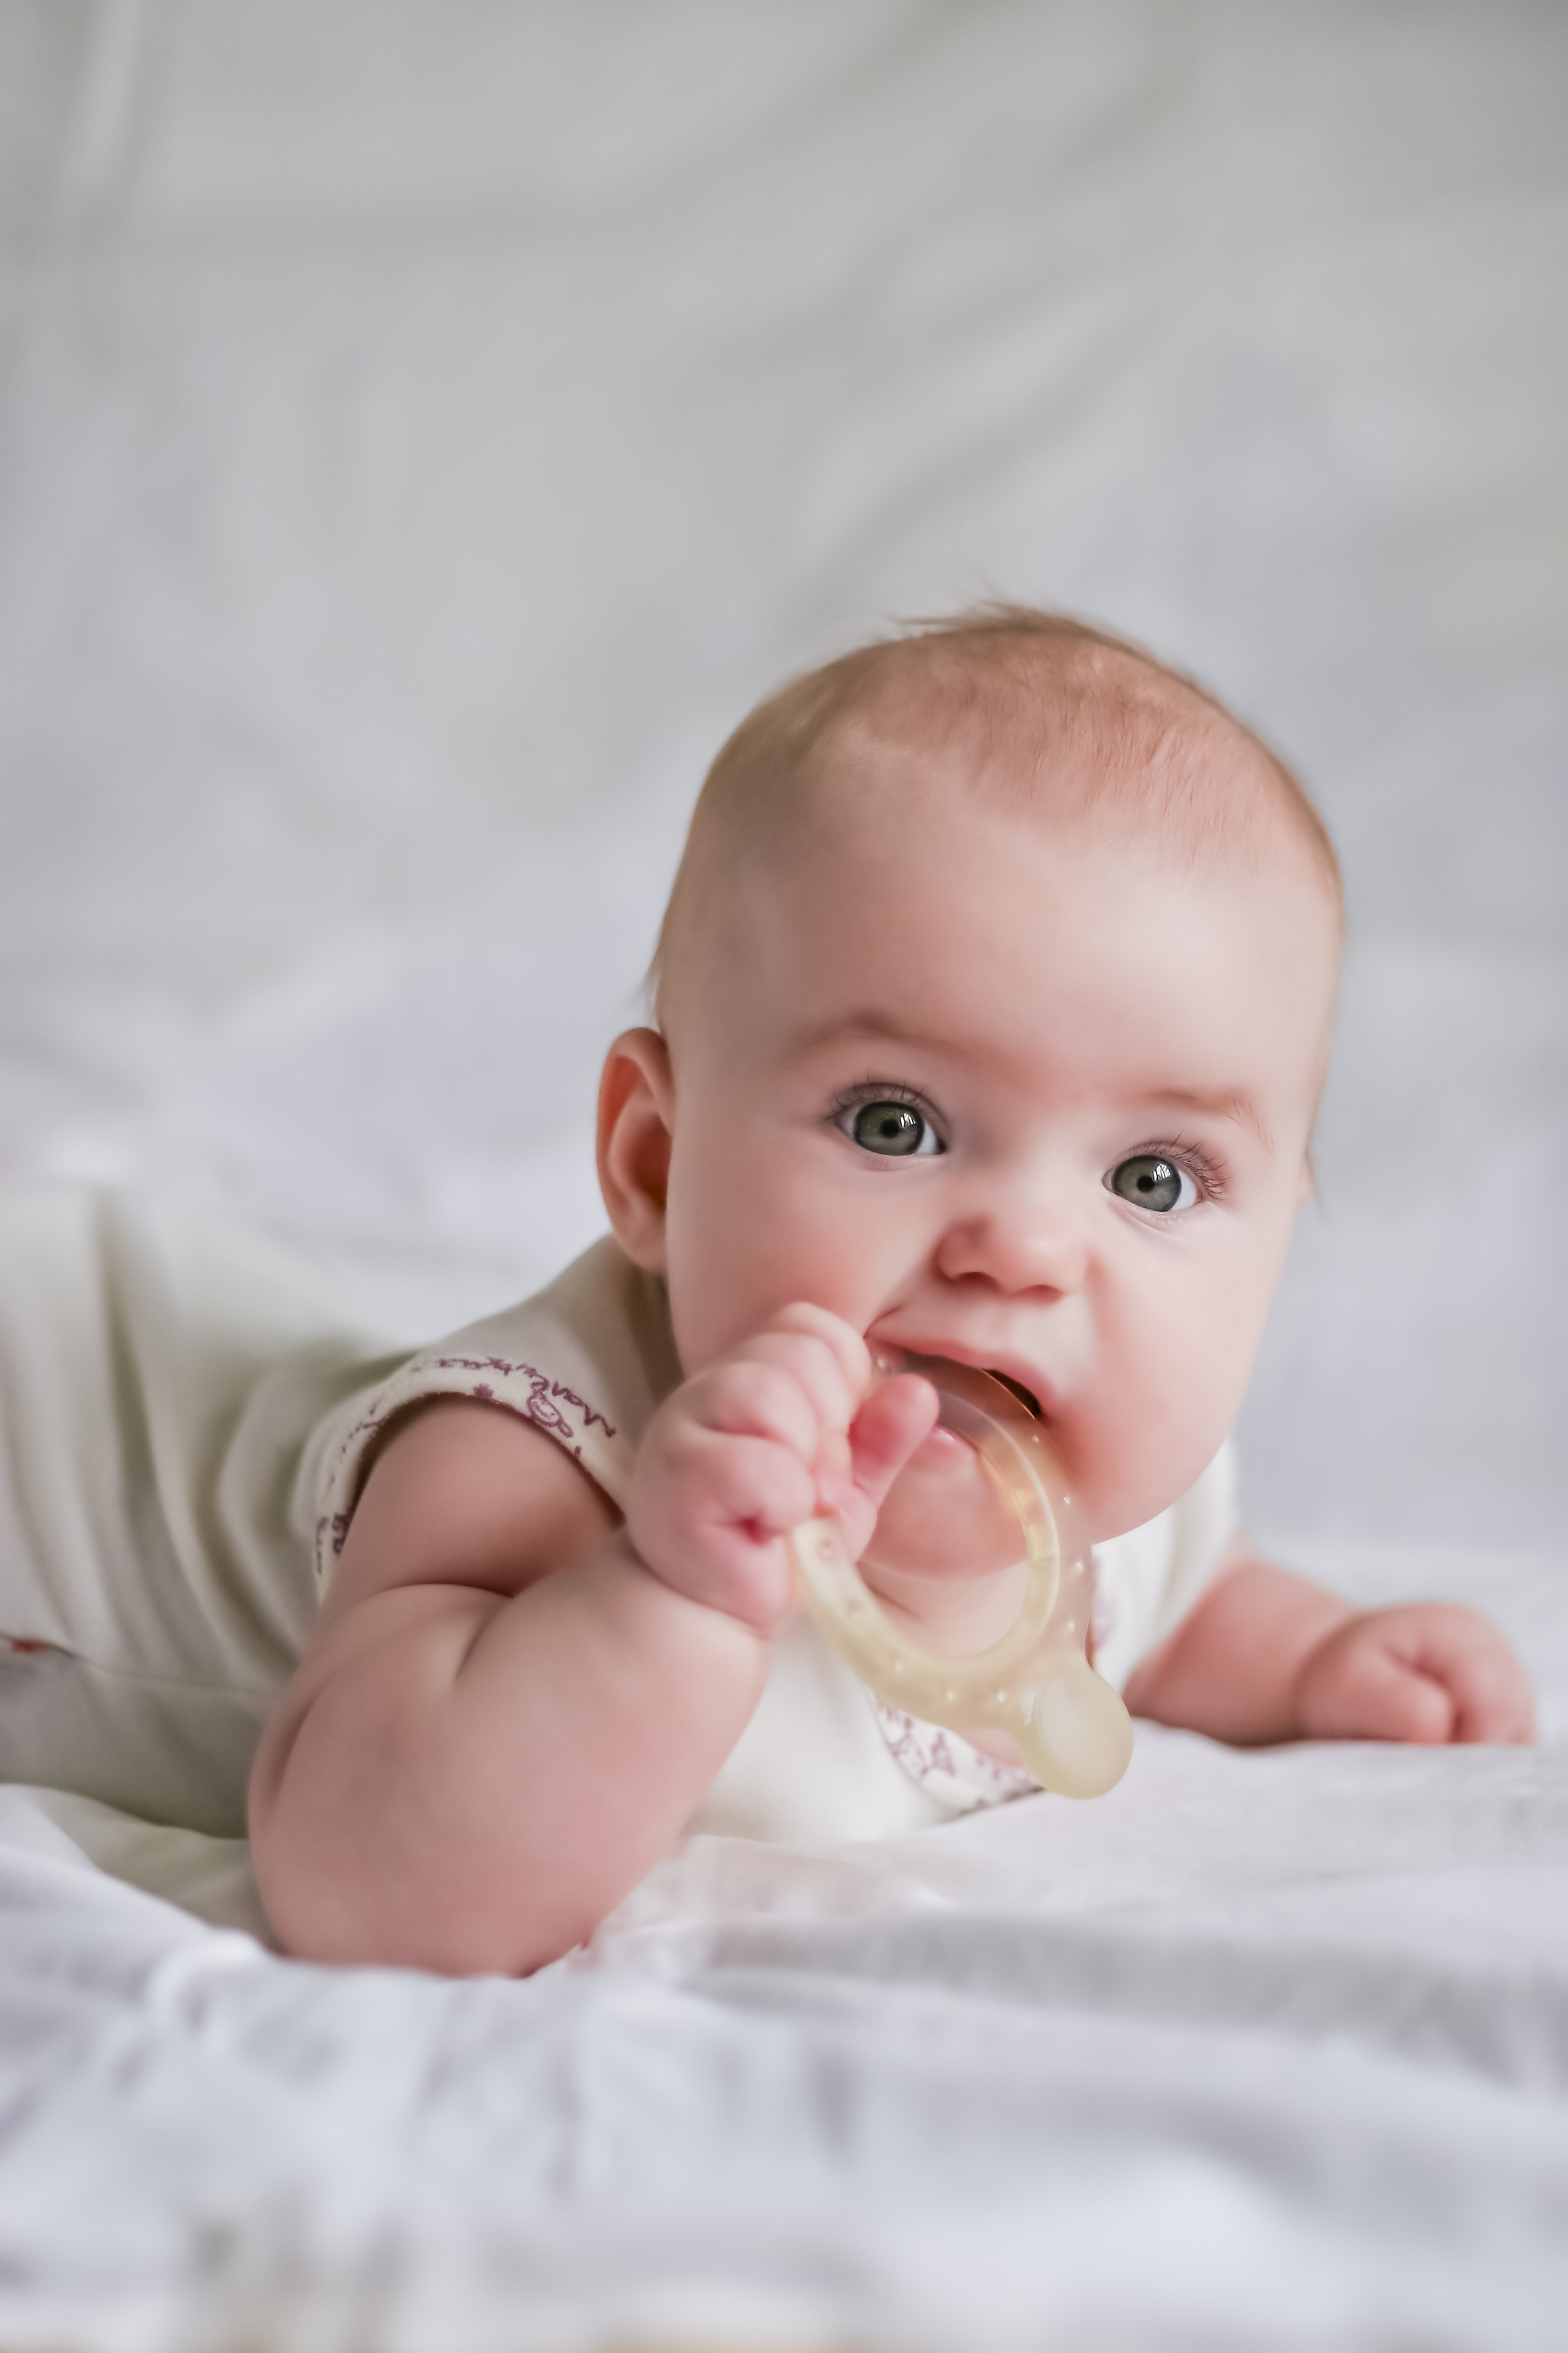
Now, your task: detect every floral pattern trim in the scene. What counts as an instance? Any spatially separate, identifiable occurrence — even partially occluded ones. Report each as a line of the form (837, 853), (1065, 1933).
(874, 1700), (1038, 1814)
(314, 1352), (622, 1583)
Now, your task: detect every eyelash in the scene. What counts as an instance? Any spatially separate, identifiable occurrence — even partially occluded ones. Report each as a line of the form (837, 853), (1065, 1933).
(1124, 1134), (1229, 1206)
(828, 1077), (946, 1147)
(824, 1089), (1229, 1205)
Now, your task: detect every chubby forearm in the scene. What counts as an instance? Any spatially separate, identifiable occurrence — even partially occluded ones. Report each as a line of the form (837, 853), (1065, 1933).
(1124, 1552), (1534, 1749)
(250, 1536), (769, 1975)
(1121, 1555), (1351, 1745)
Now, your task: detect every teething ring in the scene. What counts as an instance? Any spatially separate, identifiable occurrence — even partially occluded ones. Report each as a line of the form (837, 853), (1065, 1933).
(786, 1358), (1133, 1799)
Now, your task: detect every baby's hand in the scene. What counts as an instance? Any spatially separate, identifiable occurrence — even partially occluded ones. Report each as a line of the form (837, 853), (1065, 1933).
(624, 1305), (938, 1636)
(1293, 1601), (1535, 1746)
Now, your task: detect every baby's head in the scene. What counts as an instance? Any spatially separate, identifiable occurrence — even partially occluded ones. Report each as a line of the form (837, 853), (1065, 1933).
(599, 609), (1341, 1543)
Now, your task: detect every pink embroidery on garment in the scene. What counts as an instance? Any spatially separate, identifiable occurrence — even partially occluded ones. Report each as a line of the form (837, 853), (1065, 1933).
(425, 1364), (620, 1430)
(522, 1372), (576, 1443)
(425, 1358), (617, 1439)
(874, 1699), (1037, 1810)
(317, 1351), (622, 1581)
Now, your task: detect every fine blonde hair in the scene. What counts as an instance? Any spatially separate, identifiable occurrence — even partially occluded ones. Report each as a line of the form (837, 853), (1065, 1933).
(650, 605), (1341, 1023)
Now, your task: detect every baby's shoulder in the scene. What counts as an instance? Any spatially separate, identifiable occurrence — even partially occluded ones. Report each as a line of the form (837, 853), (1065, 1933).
(305, 1236), (660, 1600)
(322, 1385), (618, 1620)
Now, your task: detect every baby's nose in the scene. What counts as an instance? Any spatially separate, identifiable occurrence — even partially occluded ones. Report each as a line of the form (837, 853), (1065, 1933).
(933, 1191), (1087, 1295)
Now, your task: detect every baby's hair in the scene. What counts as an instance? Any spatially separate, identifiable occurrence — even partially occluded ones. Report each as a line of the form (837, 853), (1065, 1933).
(649, 604), (1341, 1025)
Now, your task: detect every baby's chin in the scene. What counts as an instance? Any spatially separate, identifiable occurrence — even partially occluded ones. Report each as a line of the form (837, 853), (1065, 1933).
(862, 1420), (1027, 1581)
(1073, 1449), (1224, 1547)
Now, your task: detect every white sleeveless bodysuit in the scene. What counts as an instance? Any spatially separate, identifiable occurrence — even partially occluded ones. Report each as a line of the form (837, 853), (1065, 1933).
(307, 1236), (1240, 1844)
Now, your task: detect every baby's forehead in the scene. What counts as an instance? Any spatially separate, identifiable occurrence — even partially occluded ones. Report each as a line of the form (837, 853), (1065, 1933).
(827, 649), (1308, 869)
(653, 619), (1342, 1038)
(808, 715), (1336, 936)
(692, 793), (1339, 1145)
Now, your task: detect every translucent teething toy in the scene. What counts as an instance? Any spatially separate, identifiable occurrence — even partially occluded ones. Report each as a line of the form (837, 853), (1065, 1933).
(786, 1355), (1134, 1799)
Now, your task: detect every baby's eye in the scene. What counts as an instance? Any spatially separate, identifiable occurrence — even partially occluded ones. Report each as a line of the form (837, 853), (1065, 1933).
(843, 1100), (941, 1158)
(1108, 1155), (1197, 1214)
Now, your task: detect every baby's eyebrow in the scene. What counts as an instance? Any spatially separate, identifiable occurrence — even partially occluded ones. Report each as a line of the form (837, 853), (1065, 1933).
(786, 1008), (954, 1060)
(1138, 1086), (1271, 1147)
(788, 1014), (1273, 1148)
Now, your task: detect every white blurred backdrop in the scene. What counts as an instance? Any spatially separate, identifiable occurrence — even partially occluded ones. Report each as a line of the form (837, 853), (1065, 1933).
(0, 1), (1563, 1551)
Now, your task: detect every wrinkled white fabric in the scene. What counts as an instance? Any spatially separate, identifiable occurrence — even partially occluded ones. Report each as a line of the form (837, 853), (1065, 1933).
(0, 1185), (401, 1833)
(0, 1574), (1565, 2353)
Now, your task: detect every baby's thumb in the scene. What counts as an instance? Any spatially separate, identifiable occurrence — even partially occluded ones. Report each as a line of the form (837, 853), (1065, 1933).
(837, 1375), (940, 1552)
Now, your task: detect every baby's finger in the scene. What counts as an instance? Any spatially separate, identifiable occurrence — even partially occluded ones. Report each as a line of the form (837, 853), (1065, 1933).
(1451, 1663), (1537, 1745)
(806, 1374), (941, 1535)
(633, 1426), (816, 1629)
(755, 1303), (872, 1414)
(1381, 1608), (1536, 1744)
(683, 1428), (821, 1544)
(683, 1356), (825, 1468)
(849, 1374), (941, 1511)
(1299, 1630), (1455, 1744)
(733, 1328), (862, 1449)
(811, 1425), (856, 1519)
(817, 1377), (940, 1559)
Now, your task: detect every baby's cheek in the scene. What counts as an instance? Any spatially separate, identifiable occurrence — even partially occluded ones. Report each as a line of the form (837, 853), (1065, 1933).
(1069, 1416), (1210, 1543)
(1068, 1317), (1244, 1537)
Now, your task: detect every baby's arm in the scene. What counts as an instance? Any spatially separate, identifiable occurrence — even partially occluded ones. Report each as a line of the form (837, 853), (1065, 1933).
(250, 1308), (932, 1977)
(250, 1398), (770, 1976)
(1123, 1549), (1534, 1747)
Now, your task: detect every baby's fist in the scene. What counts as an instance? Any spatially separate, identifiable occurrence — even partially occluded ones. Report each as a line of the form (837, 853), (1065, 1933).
(624, 1305), (873, 1636)
(1294, 1602), (1534, 1747)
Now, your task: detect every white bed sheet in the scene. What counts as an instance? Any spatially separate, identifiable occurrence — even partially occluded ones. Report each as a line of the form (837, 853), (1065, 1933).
(1, 1544), (1566, 2353)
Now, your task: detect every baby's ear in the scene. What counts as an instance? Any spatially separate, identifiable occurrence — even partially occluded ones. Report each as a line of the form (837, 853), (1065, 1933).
(597, 1028), (675, 1271)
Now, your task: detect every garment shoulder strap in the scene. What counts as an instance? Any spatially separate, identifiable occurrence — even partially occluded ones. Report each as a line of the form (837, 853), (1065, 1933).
(304, 1237), (681, 1591)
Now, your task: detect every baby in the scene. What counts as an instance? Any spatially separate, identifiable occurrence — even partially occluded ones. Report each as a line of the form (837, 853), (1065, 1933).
(250, 609), (1534, 1975)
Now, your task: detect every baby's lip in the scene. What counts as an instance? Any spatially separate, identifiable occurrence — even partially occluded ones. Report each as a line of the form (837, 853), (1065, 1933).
(869, 1336), (1056, 1422)
(987, 1368), (1046, 1420)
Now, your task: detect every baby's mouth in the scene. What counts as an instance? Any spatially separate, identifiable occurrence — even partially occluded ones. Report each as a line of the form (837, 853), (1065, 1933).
(871, 1344), (1046, 1423)
(988, 1369), (1043, 1420)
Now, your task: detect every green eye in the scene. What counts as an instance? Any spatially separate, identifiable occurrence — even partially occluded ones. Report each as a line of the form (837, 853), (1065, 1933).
(1109, 1155), (1193, 1212)
(849, 1101), (936, 1158)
